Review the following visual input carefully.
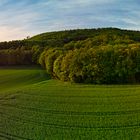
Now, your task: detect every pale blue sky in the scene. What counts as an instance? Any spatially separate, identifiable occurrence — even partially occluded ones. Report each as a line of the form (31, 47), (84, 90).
(0, 0), (140, 41)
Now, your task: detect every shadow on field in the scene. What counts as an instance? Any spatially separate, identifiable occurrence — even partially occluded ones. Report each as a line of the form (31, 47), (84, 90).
(0, 65), (42, 70)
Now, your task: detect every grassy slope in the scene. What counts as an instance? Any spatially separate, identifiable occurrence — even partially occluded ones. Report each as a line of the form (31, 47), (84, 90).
(0, 66), (48, 92)
(0, 67), (140, 140)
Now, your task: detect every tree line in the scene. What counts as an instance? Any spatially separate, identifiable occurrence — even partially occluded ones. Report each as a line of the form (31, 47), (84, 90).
(0, 48), (32, 65)
(39, 43), (140, 84)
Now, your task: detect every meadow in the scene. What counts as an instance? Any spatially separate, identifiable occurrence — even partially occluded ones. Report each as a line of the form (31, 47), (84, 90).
(0, 67), (140, 140)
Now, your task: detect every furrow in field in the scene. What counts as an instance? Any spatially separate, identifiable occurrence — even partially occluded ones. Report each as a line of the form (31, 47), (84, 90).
(1, 90), (140, 103)
(0, 103), (140, 116)
(16, 92), (140, 99)
(1, 99), (140, 113)
(1, 111), (140, 130)
(0, 131), (33, 140)
(1, 103), (140, 116)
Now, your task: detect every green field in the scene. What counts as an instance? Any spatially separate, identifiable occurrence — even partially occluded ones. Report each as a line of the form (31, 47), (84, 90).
(0, 67), (140, 140)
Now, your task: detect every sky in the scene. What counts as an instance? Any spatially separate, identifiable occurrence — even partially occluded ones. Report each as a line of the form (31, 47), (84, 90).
(0, 0), (140, 41)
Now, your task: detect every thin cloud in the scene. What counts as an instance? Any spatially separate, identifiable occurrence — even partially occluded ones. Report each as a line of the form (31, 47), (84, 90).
(0, 26), (29, 41)
(0, 0), (140, 41)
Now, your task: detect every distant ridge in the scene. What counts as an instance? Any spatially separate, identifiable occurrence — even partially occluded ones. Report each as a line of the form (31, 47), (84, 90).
(29, 28), (140, 43)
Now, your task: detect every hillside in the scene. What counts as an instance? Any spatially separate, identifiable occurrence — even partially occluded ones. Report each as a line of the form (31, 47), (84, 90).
(1, 28), (140, 49)
(0, 28), (140, 84)
(29, 28), (140, 43)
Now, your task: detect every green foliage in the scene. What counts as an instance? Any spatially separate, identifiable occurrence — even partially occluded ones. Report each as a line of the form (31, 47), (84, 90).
(41, 43), (140, 84)
(44, 48), (62, 76)
(31, 45), (43, 64)
(53, 54), (64, 79)
(38, 50), (46, 68)
(60, 50), (74, 81)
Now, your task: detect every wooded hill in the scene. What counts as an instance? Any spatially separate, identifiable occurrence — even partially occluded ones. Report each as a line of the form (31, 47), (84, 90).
(0, 28), (140, 84)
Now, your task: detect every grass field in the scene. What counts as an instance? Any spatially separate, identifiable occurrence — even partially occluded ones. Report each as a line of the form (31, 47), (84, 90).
(0, 66), (140, 140)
